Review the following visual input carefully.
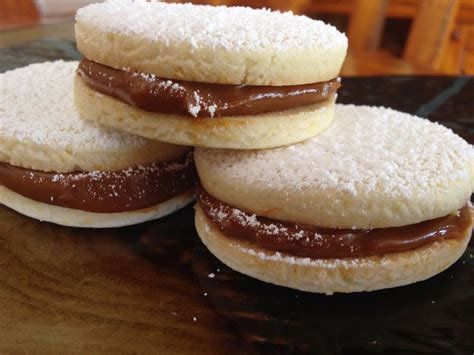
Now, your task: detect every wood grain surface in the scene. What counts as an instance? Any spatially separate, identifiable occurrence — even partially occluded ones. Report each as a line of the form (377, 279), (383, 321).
(0, 37), (473, 354)
(0, 206), (242, 354)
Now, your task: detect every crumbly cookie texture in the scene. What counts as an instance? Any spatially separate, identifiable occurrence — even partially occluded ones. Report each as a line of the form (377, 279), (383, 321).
(0, 61), (188, 172)
(75, 0), (347, 85)
(196, 104), (474, 228)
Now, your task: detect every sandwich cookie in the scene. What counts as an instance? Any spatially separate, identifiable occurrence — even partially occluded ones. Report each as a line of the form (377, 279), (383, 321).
(194, 105), (474, 294)
(74, 0), (347, 149)
(0, 61), (195, 228)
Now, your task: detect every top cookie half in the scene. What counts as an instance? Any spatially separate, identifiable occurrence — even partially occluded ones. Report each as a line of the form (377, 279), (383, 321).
(196, 105), (474, 229)
(75, 0), (347, 85)
(0, 61), (188, 173)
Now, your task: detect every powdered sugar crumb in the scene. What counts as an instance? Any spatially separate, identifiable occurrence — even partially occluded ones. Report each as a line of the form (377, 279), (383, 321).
(187, 91), (221, 118)
(231, 242), (437, 269)
(232, 243), (351, 268)
(201, 191), (325, 243)
(188, 91), (202, 117)
(46, 151), (193, 201)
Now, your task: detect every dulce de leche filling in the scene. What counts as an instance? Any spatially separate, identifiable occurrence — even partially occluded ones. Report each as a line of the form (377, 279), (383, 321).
(0, 153), (196, 213)
(77, 59), (340, 118)
(198, 188), (471, 259)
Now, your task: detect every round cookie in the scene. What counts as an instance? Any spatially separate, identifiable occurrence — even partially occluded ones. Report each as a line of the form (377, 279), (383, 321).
(0, 61), (194, 228)
(194, 104), (473, 293)
(195, 105), (474, 229)
(75, 0), (347, 86)
(0, 61), (188, 173)
(195, 205), (472, 294)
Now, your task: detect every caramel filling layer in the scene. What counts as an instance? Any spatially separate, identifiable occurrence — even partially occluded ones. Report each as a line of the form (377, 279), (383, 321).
(77, 59), (340, 118)
(198, 188), (471, 259)
(0, 153), (196, 213)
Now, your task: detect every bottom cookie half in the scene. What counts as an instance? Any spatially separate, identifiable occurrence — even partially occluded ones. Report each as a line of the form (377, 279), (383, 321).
(195, 205), (472, 294)
(0, 186), (193, 228)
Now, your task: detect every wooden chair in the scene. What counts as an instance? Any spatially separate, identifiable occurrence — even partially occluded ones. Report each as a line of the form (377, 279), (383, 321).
(300, 0), (474, 75)
(0, 0), (40, 30)
(172, 0), (311, 12)
(347, 0), (460, 73)
(204, 0), (469, 74)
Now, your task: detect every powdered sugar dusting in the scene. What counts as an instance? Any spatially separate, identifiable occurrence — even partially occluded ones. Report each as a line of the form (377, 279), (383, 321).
(232, 241), (445, 269)
(200, 190), (326, 244)
(123, 67), (219, 118)
(189, 91), (202, 117)
(0, 61), (150, 150)
(232, 244), (378, 268)
(24, 151), (194, 208)
(51, 151), (192, 185)
(76, 0), (347, 52)
(197, 105), (474, 199)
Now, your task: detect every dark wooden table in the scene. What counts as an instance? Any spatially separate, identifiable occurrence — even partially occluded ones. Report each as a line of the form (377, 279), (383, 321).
(0, 29), (473, 354)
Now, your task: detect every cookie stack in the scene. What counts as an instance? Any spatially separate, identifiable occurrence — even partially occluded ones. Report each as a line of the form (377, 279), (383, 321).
(1, 0), (472, 294)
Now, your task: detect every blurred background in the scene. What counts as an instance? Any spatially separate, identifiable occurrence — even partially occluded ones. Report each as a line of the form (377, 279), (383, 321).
(1, 0), (473, 76)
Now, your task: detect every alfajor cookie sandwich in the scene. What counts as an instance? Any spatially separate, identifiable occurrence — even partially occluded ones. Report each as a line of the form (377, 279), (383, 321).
(0, 61), (195, 228)
(74, 0), (347, 149)
(194, 105), (474, 294)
